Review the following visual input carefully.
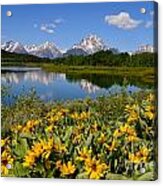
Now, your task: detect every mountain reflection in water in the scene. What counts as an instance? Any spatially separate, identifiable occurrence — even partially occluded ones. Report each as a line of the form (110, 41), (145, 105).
(1, 67), (149, 103)
(1, 71), (66, 85)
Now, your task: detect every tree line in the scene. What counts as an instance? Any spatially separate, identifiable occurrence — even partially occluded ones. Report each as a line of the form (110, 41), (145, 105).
(2, 49), (157, 67)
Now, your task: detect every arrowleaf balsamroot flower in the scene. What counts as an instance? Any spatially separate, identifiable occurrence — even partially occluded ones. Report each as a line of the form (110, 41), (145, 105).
(84, 157), (108, 179)
(1, 150), (14, 176)
(129, 146), (149, 164)
(59, 161), (76, 176)
(76, 146), (92, 161)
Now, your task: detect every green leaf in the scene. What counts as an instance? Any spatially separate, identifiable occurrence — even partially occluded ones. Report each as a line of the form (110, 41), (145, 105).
(136, 172), (157, 181)
(13, 162), (29, 177)
(76, 172), (88, 179)
(106, 173), (129, 180)
(13, 138), (28, 158)
(34, 161), (45, 175)
(63, 126), (73, 143)
(85, 134), (93, 147)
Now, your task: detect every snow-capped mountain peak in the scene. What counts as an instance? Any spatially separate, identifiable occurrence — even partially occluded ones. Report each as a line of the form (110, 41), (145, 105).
(25, 41), (62, 59)
(72, 34), (108, 54)
(2, 34), (110, 59)
(24, 44), (37, 52)
(2, 40), (27, 54)
(2, 40), (62, 59)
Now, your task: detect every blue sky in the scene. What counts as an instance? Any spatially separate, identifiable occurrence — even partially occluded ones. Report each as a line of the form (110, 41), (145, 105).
(2, 1), (157, 52)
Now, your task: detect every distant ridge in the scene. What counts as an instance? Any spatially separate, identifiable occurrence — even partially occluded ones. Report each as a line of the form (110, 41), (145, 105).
(2, 34), (114, 59)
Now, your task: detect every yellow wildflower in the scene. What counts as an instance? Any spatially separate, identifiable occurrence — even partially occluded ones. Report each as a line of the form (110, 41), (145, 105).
(145, 105), (155, 120)
(145, 111), (155, 120)
(70, 112), (79, 120)
(84, 157), (108, 179)
(140, 147), (149, 157)
(113, 129), (122, 138)
(90, 121), (98, 133)
(60, 108), (69, 114)
(76, 146), (92, 161)
(11, 124), (23, 133)
(105, 140), (117, 152)
(126, 135), (139, 142)
(1, 150), (14, 176)
(60, 161), (76, 176)
(54, 142), (67, 153)
(125, 104), (138, 112)
(97, 133), (106, 144)
(45, 125), (53, 133)
(32, 142), (44, 157)
(42, 139), (54, 159)
(80, 111), (90, 120)
(73, 134), (82, 144)
(125, 104), (139, 124)
(120, 123), (129, 133)
(127, 111), (139, 123)
(120, 124), (137, 136)
(127, 128), (137, 136)
(71, 111), (90, 120)
(128, 147), (149, 164)
(1, 137), (10, 147)
(22, 120), (39, 133)
(23, 138), (54, 167)
(56, 160), (62, 169)
(48, 115), (60, 123)
(23, 151), (36, 167)
(147, 93), (155, 102)
(125, 104), (132, 113)
(128, 153), (140, 164)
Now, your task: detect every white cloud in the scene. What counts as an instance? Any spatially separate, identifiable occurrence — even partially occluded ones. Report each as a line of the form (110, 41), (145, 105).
(105, 12), (142, 30)
(54, 18), (63, 24)
(145, 20), (153, 28)
(48, 23), (56, 28)
(39, 18), (63, 34)
(40, 25), (54, 34)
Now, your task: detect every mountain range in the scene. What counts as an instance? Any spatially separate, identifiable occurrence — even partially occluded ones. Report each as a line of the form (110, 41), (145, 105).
(2, 34), (117, 59)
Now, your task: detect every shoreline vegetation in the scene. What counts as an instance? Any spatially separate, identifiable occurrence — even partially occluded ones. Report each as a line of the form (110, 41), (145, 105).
(1, 49), (157, 84)
(1, 49), (157, 83)
(1, 64), (156, 87)
(1, 90), (157, 179)
(2, 49), (157, 67)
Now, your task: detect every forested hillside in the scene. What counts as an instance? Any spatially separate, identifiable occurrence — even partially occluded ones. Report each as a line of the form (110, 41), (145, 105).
(1, 50), (157, 67)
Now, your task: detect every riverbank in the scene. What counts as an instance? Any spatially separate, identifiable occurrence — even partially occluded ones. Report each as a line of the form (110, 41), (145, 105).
(2, 62), (155, 74)
(1, 63), (156, 85)
(1, 90), (157, 180)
